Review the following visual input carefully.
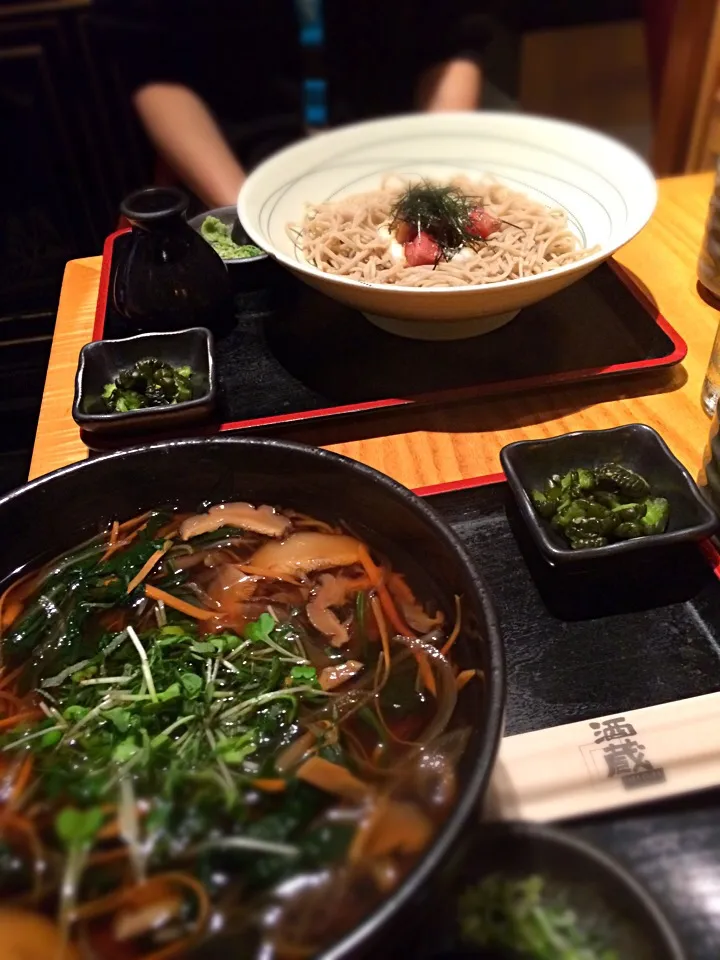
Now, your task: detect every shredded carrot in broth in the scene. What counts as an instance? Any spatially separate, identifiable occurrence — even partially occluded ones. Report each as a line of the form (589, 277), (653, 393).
(251, 778), (287, 793)
(370, 595), (392, 684)
(117, 511), (153, 536)
(87, 847), (134, 869)
(100, 609), (128, 633)
(416, 649), (437, 697)
(0, 665), (24, 692)
(296, 756), (368, 801)
(348, 796), (388, 863)
(355, 800), (432, 860)
(126, 542), (172, 594)
(73, 872), (210, 960)
(144, 585), (214, 621)
(0, 710), (42, 731)
(8, 756), (34, 809)
(440, 595), (463, 656)
(99, 518), (122, 563)
(0, 602), (22, 631)
(358, 545), (412, 636)
(101, 519), (151, 564)
(0, 569), (39, 632)
(359, 544), (436, 695)
(455, 669), (477, 691)
(0, 690), (22, 716)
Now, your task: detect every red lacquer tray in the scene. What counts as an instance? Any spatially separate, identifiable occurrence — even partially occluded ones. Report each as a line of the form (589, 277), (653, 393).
(84, 230), (686, 450)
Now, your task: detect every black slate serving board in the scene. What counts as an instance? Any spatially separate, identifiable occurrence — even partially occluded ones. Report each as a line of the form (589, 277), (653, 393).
(88, 230), (686, 449)
(425, 476), (720, 959)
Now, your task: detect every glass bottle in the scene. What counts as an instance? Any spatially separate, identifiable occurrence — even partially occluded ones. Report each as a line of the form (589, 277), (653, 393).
(113, 187), (234, 336)
(699, 402), (720, 510)
(698, 158), (720, 415)
(701, 324), (720, 417)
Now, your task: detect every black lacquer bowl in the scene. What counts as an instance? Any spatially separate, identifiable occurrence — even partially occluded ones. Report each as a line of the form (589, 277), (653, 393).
(0, 436), (505, 960)
(428, 822), (686, 959)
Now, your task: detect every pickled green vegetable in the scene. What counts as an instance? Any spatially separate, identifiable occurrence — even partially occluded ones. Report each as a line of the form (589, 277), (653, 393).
(614, 521), (645, 539)
(102, 358), (196, 412)
(595, 463), (650, 499)
(568, 534), (608, 549)
(530, 490), (556, 519)
(529, 464), (670, 550)
(641, 496), (670, 535)
(611, 502), (646, 522)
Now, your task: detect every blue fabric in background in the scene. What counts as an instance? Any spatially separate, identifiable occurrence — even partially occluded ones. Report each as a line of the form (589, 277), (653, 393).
(296, 0), (325, 45)
(304, 78), (328, 126)
(294, 0), (328, 126)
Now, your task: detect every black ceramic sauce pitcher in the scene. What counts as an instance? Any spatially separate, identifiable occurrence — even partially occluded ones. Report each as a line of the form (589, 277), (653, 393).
(113, 187), (234, 335)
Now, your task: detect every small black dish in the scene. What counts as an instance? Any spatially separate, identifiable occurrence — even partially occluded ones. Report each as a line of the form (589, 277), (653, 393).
(427, 821), (685, 960)
(73, 327), (216, 436)
(188, 206), (274, 293)
(500, 424), (718, 565)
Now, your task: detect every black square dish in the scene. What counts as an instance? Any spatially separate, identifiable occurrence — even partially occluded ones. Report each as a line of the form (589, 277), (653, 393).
(73, 328), (216, 435)
(500, 424), (718, 564)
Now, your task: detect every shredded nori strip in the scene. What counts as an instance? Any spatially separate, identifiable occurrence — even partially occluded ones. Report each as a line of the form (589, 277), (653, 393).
(390, 181), (486, 262)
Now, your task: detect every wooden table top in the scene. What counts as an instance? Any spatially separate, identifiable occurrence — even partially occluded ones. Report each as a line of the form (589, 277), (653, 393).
(30, 171), (720, 488)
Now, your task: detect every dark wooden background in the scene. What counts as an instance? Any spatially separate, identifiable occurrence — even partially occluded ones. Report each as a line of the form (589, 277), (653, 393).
(0, 0), (153, 491)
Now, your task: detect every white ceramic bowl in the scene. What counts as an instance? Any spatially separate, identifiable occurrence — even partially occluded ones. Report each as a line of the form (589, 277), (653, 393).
(239, 112), (657, 340)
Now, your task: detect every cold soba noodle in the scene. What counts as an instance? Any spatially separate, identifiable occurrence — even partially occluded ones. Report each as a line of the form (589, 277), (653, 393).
(0, 502), (475, 958)
(291, 176), (596, 287)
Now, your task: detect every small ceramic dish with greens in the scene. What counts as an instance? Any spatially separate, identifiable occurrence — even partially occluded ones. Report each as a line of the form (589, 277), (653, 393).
(429, 822), (685, 960)
(500, 424), (717, 565)
(73, 327), (216, 436)
(189, 206), (273, 293)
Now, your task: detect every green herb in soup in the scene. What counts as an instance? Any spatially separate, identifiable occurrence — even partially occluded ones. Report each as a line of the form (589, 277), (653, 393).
(459, 874), (620, 960)
(101, 358), (195, 413)
(530, 464), (670, 549)
(0, 503), (471, 959)
(201, 215), (263, 260)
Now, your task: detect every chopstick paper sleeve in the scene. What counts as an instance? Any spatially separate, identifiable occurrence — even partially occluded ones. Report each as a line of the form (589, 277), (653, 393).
(485, 691), (720, 821)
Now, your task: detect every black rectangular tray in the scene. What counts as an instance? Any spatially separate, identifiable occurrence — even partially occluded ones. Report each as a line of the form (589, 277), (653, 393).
(87, 229), (686, 449)
(423, 474), (720, 960)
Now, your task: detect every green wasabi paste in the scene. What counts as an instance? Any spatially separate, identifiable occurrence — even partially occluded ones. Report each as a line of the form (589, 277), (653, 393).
(200, 216), (263, 260)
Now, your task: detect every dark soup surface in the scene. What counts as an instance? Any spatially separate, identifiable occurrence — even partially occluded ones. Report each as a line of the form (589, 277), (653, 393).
(0, 502), (476, 958)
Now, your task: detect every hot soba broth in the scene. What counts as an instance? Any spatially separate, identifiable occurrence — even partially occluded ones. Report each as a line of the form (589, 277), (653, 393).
(0, 501), (477, 958)
(291, 177), (596, 287)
